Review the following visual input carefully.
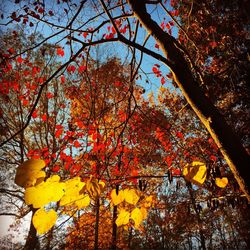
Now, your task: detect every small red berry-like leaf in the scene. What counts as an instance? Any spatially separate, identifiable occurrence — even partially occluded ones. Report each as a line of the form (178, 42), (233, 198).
(161, 77), (166, 85)
(52, 165), (60, 172)
(57, 48), (65, 57)
(83, 32), (88, 38)
(67, 65), (76, 73)
(73, 140), (81, 148)
(32, 109), (38, 118)
(17, 56), (23, 63)
(41, 114), (47, 121)
(210, 155), (217, 161)
(55, 129), (63, 138)
(155, 43), (160, 49)
(48, 10), (54, 16)
(46, 92), (53, 99)
(60, 75), (65, 84)
(209, 41), (217, 49)
(78, 65), (86, 73)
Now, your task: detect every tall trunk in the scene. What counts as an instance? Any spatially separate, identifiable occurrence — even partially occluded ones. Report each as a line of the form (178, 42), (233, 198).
(111, 184), (119, 250)
(128, 0), (250, 202)
(111, 204), (118, 250)
(187, 184), (206, 250)
(94, 197), (100, 250)
(23, 208), (39, 250)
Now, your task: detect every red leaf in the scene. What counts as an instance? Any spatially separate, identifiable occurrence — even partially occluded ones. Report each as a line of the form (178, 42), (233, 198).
(114, 81), (122, 87)
(78, 65), (86, 73)
(38, 7), (44, 14)
(161, 77), (166, 85)
(111, 26), (116, 34)
(32, 109), (38, 118)
(52, 165), (60, 172)
(73, 140), (81, 148)
(55, 129), (63, 138)
(57, 48), (65, 57)
(41, 114), (47, 121)
(22, 99), (29, 106)
(83, 32), (88, 38)
(210, 155), (217, 162)
(209, 41), (217, 49)
(155, 43), (160, 49)
(176, 131), (184, 139)
(60, 75), (65, 84)
(67, 65), (76, 73)
(46, 92), (53, 99)
(17, 56), (23, 63)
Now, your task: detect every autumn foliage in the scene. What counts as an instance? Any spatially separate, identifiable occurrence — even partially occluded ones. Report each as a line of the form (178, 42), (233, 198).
(0, 0), (249, 249)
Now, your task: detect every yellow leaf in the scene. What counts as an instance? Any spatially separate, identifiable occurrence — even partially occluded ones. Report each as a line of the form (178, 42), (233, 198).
(123, 189), (140, 205)
(215, 177), (228, 188)
(140, 207), (148, 220)
(142, 195), (153, 208)
(115, 209), (130, 227)
(130, 208), (144, 228)
(32, 208), (57, 235)
(25, 175), (65, 208)
(183, 161), (207, 185)
(111, 189), (124, 206)
(59, 177), (88, 208)
(74, 194), (91, 209)
(15, 159), (46, 188)
(86, 177), (101, 199)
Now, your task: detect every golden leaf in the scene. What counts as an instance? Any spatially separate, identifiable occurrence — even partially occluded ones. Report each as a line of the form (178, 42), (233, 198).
(32, 208), (57, 235)
(123, 189), (140, 205)
(130, 208), (144, 228)
(25, 175), (65, 208)
(142, 195), (153, 208)
(183, 161), (207, 185)
(111, 189), (124, 206)
(86, 177), (101, 199)
(59, 177), (86, 207)
(74, 194), (91, 209)
(115, 209), (130, 227)
(15, 159), (46, 188)
(215, 177), (228, 188)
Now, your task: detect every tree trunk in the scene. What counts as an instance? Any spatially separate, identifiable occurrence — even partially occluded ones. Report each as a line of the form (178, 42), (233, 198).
(94, 197), (100, 250)
(111, 184), (119, 250)
(187, 184), (206, 250)
(128, 0), (250, 202)
(111, 204), (118, 250)
(23, 208), (39, 250)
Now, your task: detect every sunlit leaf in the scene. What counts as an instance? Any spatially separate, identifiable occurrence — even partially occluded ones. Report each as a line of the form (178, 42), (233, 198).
(130, 207), (144, 228)
(142, 195), (154, 208)
(111, 189), (124, 206)
(123, 189), (140, 205)
(74, 194), (91, 209)
(183, 161), (207, 185)
(215, 177), (228, 188)
(60, 177), (88, 208)
(32, 208), (57, 235)
(86, 177), (101, 199)
(25, 175), (65, 208)
(15, 159), (46, 188)
(115, 209), (130, 227)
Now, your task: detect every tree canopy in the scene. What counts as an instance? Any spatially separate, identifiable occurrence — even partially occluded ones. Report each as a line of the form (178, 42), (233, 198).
(0, 0), (249, 249)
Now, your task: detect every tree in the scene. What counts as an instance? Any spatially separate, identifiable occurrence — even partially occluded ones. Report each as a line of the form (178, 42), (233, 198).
(0, 1), (250, 249)
(1, 0), (249, 201)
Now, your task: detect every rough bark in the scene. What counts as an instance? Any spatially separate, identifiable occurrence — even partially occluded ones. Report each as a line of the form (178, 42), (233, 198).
(111, 204), (118, 250)
(23, 208), (39, 250)
(94, 197), (100, 250)
(128, 0), (250, 202)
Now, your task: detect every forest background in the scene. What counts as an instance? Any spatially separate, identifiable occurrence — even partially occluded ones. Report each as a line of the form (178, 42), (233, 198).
(0, 0), (249, 249)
